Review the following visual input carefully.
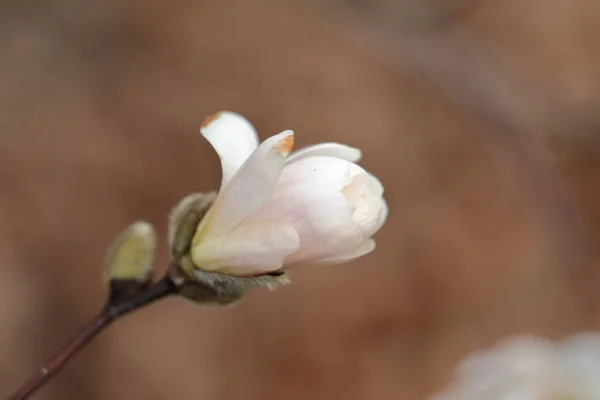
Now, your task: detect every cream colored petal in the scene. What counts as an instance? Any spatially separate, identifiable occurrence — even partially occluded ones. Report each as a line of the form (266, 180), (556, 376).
(371, 199), (389, 235)
(285, 221), (364, 265)
(341, 173), (368, 205)
(200, 111), (260, 189)
(341, 173), (387, 237)
(272, 156), (386, 264)
(191, 220), (299, 276)
(248, 184), (355, 265)
(287, 143), (362, 164)
(365, 171), (384, 197)
(195, 130), (294, 241)
(317, 238), (376, 264)
(277, 155), (366, 192)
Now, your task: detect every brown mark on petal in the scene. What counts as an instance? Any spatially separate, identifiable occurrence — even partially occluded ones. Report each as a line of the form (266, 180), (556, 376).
(275, 133), (294, 155)
(200, 112), (221, 129)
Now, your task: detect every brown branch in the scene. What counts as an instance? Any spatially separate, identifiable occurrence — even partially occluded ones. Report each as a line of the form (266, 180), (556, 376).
(7, 311), (112, 400)
(6, 276), (177, 400)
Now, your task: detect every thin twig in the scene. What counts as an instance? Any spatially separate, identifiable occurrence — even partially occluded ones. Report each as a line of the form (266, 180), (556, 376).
(6, 276), (177, 400)
(7, 311), (112, 400)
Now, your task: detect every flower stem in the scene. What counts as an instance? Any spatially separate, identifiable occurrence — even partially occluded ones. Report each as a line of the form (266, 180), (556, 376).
(6, 276), (177, 400)
(7, 311), (112, 400)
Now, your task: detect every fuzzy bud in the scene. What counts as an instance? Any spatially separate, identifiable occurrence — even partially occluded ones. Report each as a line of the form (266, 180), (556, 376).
(105, 221), (156, 303)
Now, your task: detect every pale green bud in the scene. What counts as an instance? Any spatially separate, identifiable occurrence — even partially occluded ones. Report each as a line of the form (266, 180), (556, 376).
(105, 221), (156, 283)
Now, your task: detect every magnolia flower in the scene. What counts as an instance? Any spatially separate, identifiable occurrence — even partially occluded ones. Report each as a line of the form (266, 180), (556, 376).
(188, 111), (387, 276)
(429, 333), (600, 400)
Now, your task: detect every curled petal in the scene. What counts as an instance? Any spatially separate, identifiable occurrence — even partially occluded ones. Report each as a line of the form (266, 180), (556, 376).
(371, 200), (388, 235)
(286, 222), (364, 264)
(283, 155), (383, 198)
(249, 184), (357, 264)
(353, 194), (384, 235)
(192, 220), (300, 276)
(267, 156), (385, 264)
(341, 174), (374, 231)
(365, 171), (384, 197)
(287, 143), (362, 164)
(318, 238), (376, 264)
(341, 173), (367, 205)
(200, 111), (260, 189)
(195, 130), (295, 241)
(278, 156), (366, 192)
(341, 173), (386, 236)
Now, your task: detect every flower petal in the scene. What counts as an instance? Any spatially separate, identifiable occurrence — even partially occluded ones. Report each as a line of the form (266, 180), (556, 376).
(267, 156), (386, 264)
(277, 155), (366, 192)
(318, 238), (376, 264)
(247, 184), (358, 264)
(365, 171), (384, 197)
(353, 195), (384, 235)
(192, 220), (300, 276)
(200, 111), (260, 189)
(286, 222), (364, 265)
(371, 199), (388, 235)
(341, 173), (385, 235)
(287, 143), (362, 164)
(341, 173), (368, 205)
(195, 130), (295, 241)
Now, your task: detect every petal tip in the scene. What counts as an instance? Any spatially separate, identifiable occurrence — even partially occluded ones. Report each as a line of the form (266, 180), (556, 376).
(200, 112), (222, 129)
(275, 131), (295, 155)
(351, 147), (363, 162)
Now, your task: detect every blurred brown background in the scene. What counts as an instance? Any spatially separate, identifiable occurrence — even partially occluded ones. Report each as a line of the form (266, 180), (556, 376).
(2, 0), (600, 398)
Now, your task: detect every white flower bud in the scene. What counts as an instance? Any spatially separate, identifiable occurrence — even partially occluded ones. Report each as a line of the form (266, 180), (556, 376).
(189, 111), (388, 277)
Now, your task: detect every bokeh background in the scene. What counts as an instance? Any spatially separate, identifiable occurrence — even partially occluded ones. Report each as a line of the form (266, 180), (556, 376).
(2, 0), (600, 398)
